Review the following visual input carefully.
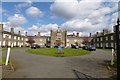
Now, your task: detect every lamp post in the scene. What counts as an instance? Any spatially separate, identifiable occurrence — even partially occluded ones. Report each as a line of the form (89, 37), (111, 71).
(114, 18), (120, 78)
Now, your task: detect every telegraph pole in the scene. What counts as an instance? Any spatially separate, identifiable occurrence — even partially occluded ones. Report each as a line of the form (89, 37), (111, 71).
(114, 18), (120, 78)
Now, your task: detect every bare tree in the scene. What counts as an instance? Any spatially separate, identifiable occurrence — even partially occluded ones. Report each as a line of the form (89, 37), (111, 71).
(26, 36), (35, 46)
(82, 37), (90, 45)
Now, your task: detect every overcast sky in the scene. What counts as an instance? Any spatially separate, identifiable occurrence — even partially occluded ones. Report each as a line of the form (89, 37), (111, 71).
(1, 0), (119, 36)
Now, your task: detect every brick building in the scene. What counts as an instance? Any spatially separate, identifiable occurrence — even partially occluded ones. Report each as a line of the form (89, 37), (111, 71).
(91, 28), (120, 49)
(0, 23), (92, 48)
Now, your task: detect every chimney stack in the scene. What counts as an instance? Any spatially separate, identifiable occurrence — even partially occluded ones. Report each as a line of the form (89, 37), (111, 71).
(38, 32), (40, 37)
(11, 27), (14, 33)
(73, 33), (75, 37)
(96, 32), (99, 36)
(25, 32), (27, 36)
(77, 32), (79, 37)
(89, 33), (91, 37)
(18, 31), (20, 35)
(0, 22), (3, 32)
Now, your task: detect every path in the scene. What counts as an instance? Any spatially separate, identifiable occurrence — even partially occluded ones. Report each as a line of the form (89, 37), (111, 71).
(2, 48), (113, 78)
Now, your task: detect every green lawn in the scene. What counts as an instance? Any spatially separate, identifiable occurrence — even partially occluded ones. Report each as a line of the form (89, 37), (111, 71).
(0, 47), (21, 51)
(26, 48), (91, 57)
(0, 57), (11, 65)
(0, 57), (6, 64)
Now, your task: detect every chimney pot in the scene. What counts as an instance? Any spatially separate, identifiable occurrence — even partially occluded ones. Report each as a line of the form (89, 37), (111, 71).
(11, 27), (14, 33)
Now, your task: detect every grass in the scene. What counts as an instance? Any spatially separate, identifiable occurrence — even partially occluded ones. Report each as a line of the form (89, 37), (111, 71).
(26, 48), (91, 57)
(0, 57), (11, 65)
(97, 48), (112, 51)
(0, 47), (22, 51)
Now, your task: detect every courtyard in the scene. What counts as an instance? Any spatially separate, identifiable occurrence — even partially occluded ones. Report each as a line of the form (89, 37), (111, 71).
(2, 48), (116, 78)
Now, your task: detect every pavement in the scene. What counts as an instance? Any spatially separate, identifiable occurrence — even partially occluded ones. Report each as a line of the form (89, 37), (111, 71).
(2, 48), (114, 78)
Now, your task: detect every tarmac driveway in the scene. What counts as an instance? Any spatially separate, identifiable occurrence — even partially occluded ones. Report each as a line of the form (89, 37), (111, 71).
(2, 48), (113, 78)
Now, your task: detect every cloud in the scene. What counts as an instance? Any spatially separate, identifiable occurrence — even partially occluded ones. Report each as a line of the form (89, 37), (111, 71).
(61, 19), (96, 32)
(7, 14), (27, 27)
(50, 0), (118, 36)
(26, 7), (42, 17)
(50, 0), (102, 20)
(15, 0), (32, 13)
(27, 23), (58, 36)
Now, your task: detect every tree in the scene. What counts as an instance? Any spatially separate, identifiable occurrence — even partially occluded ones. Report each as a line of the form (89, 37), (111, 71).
(75, 42), (79, 46)
(26, 37), (35, 46)
(82, 37), (90, 45)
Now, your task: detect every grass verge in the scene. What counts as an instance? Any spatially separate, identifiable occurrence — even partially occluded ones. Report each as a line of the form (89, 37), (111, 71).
(26, 48), (91, 57)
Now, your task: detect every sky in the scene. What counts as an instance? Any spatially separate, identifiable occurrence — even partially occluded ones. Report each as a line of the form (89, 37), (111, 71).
(1, 0), (119, 36)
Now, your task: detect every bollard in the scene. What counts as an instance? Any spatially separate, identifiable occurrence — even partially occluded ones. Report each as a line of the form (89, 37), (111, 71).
(5, 47), (11, 66)
(111, 48), (114, 66)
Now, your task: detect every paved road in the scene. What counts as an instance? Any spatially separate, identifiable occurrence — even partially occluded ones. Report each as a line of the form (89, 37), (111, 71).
(2, 48), (113, 78)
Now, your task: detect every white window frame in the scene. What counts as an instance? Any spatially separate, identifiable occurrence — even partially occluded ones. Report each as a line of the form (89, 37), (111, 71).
(111, 43), (114, 47)
(106, 43), (108, 47)
(67, 39), (69, 42)
(3, 41), (5, 46)
(21, 37), (23, 40)
(0, 41), (1, 46)
(14, 42), (16, 46)
(74, 39), (77, 42)
(18, 37), (20, 40)
(3, 34), (6, 38)
(97, 43), (99, 47)
(14, 36), (16, 40)
(100, 43), (102, 47)
(9, 35), (11, 39)
(97, 38), (99, 41)
(26, 38), (28, 41)
(100, 37), (102, 41)
(8, 41), (11, 46)
(111, 36), (113, 40)
(106, 36), (108, 40)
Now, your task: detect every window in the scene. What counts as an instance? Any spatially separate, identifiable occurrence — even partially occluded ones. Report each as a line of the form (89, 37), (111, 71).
(106, 43), (108, 47)
(8, 41), (11, 46)
(18, 37), (20, 40)
(100, 43), (103, 47)
(106, 36), (108, 40)
(67, 43), (70, 47)
(111, 43), (114, 47)
(26, 38), (28, 41)
(21, 37), (23, 40)
(3, 34), (6, 38)
(21, 43), (23, 45)
(111, 36), (113, 40)
(74, 39), (77, 42)
(14, 36), (16, 40)
(0, 41), (1, 46)
(3, 41), (5, 46)
(18, 42), (20, 46)
(100, 37), (102, 41)
(94, 39), (95, 42)
(67, 39), (69, 42)
(14, 42), (16, 46)
(9, 35), (11, 39)
(97, 38), (99, 41)
(97, 43), (99, 47)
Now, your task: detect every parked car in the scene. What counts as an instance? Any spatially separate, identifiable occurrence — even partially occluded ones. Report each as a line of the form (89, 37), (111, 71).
(40, 45), (46, 48)
(88, 45), (96, 51)
(31, 44), (40, 49)
(83, 45), (96, 51)
(71, 44), (79, 49)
